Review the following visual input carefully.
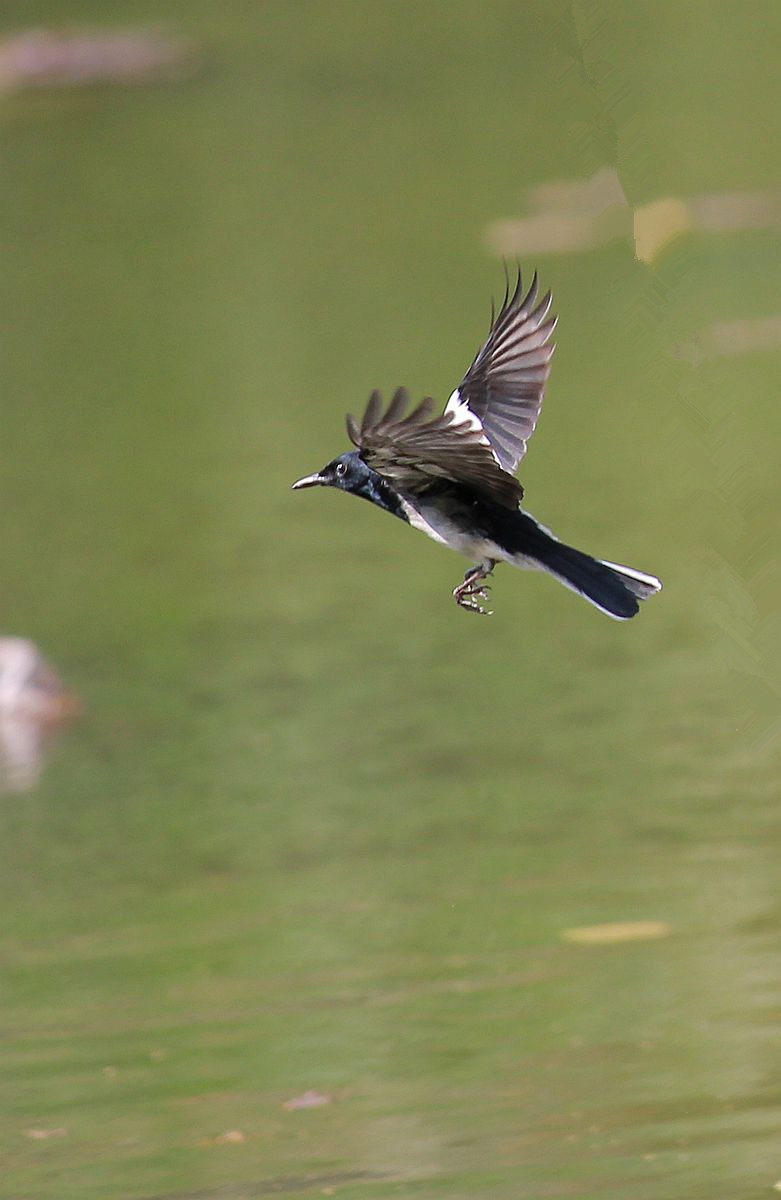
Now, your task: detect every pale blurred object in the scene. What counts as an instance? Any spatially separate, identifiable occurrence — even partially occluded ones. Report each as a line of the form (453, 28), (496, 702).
(485, 167), (632, 256)
(633, 197), (693, 263)
(214, 1130), (246, 1144)
(0, 27), (197, 92)
(634, 188), (781, 262)
(486, 167), (781, 264)
(673, 313), (781, 366)
(0, 637), (81, 793)
(282, 1089), (331, 1110)
(561, 920), (671, 945)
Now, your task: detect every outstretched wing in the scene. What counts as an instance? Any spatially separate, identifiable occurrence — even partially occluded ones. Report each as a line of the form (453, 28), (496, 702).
(346, 387), (523, 509)
(446, 268), (557, 475)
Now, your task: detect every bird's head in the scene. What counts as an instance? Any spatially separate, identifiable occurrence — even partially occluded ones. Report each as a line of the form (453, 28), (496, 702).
(292, 450), (374, 497)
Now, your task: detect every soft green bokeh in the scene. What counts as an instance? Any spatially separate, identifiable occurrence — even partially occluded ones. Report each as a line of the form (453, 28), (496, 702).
(1, 3), (779, 1198)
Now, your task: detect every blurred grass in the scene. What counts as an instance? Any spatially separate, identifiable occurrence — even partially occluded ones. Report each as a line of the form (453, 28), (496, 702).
(0, 2), (779, 1199)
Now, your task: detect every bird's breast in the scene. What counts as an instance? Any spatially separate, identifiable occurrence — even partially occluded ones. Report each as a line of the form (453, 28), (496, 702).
(400, 494), (507, 562)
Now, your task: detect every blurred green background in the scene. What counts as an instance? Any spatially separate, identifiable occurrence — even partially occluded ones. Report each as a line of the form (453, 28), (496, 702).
(1, 3), (780, 1198)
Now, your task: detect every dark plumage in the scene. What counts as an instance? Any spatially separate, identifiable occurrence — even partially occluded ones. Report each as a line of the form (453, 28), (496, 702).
(293, 269), (662, 618)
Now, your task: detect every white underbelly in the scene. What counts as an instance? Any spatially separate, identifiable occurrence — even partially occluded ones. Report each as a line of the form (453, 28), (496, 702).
(400, 498), (540, 569)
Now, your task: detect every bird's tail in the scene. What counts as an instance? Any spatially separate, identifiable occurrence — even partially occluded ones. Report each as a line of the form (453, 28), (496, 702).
(530, 539), (662, 620)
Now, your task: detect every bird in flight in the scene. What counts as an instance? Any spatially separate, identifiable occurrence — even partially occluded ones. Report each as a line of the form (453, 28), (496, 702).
(292, 269), (661, 618)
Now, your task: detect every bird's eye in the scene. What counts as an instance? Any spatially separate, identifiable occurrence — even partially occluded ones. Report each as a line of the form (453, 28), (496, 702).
(336, 462), (347, 477)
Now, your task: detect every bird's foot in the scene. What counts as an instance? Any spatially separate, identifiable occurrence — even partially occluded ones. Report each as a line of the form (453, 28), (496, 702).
(452, 563), (495, 616)
(454, 585), (492, 615)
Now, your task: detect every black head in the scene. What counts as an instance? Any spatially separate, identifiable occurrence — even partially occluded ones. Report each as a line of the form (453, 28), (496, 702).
(291, 450), (373, 496)
(292, 449), (407, 520)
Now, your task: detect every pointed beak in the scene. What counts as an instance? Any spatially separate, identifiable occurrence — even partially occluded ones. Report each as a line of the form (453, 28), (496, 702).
(291, 471), (326, 490)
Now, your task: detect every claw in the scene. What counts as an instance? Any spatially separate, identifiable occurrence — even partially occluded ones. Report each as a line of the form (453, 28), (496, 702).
(453, 589), (493, 616)
(460, 584), (491, 602)
(452, 559), (497, 616)
(461, 599), (493, 616)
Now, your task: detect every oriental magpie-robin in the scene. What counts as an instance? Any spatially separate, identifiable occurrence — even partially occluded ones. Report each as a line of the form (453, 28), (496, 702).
(292, 270), (661, 618)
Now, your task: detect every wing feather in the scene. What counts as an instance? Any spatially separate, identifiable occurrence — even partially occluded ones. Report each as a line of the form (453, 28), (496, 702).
(344, 269), (557, 508)
(347, 387), (523, 509)
(447, 267), (557, 474)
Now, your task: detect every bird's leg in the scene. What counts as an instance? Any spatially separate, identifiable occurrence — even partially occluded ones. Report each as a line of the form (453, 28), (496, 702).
(452, 559), (496, 615)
